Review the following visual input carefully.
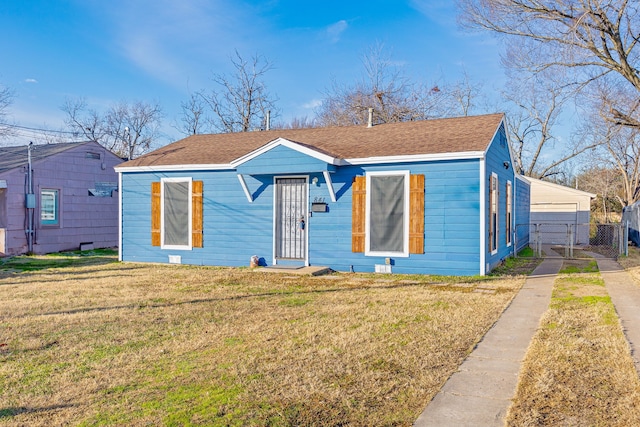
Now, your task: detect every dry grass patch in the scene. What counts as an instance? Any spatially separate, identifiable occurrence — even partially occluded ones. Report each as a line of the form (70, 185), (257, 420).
(0, 253), (523, 426)
(618, 246), (640, 283)
(506, 264), (640, 426)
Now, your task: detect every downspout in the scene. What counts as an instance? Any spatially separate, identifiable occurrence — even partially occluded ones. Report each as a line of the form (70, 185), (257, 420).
(26, 142), (34, 254)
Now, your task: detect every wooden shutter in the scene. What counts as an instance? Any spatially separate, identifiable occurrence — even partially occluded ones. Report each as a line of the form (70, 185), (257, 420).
(151, 182), (161, 246)
(351, 176), (366, 252)
(192, 180), (203, 248)
(409, 174), (425, 254)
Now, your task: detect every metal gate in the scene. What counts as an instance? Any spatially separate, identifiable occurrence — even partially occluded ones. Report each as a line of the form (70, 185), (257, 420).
(274, 178), (307, 261)
(516, 223), (628, 259)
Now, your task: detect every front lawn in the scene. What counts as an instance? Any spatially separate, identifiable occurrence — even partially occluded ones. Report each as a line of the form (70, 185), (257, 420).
(0, 253), (523, 426)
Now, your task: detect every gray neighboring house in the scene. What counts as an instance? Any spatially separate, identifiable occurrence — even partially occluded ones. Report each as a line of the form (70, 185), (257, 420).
(523, 176), (596, 245)
(0, 141), (123, 256)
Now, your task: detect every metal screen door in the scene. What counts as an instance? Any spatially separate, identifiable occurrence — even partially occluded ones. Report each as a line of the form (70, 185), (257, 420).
(275, 178), (307, 260)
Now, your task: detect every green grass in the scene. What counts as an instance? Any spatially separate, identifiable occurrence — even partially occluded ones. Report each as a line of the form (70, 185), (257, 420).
(0, 248), (118, 272)
(559, 260), (598, 274)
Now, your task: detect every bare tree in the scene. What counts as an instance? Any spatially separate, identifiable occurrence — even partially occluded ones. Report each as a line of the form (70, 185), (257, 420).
(578, 110), (640, 206)
(276, 116), (318, 129)
(504, 71), (600, 178)
(316, 44), (444, 126)
(198, 51), (278, 133)
(176, 93), (207, 136)
(0, 84), (15, 139)
(458, 0), (640, 127)
(315, 44), (485, 126)
(62, 98), (163, 159)
(574, 166), (624, 222)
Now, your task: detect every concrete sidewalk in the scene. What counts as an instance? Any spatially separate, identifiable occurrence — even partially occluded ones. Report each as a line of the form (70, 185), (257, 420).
(590, 254), (640, 373)
(414, 255), (563, 427)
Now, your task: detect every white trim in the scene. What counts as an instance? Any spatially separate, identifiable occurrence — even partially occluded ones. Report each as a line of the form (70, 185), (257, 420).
(160, 177), (193, 251)
(115, 164), (232, 173)
(323, 171), (337, 202)
(490, 172), (499, 256)
(232, 138), (341, 167)
(237, 174), (253, 202)
(118, 172), (122, 261)
(480, 159), (486, 275)
(365, 170), (410, 258)
(115, 150), (488, 173)
(272, 175), (309, 266)
(506, 180), (513, 248)
(346, 151), (485, 165)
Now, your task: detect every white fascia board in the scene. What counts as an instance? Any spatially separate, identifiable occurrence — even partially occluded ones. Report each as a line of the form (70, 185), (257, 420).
(484, 115), (513, 164)
(118, 172), (123, 262)
(114, 164), (232, 173)
(345, 151), (485, 165)
(231, 137), (341, 167)
(479, 158), (486, 276)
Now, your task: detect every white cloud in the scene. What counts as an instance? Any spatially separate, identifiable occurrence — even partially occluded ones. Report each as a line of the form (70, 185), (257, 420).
(24, 78), (38, 84)
(302, 99), (322, 109)
(90, 0), (263, 87)
(409, 0), (456, 24)
(326, 20), (348, 43)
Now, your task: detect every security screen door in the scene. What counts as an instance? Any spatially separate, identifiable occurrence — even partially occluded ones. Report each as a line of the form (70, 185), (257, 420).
(275, 178), (307, 260)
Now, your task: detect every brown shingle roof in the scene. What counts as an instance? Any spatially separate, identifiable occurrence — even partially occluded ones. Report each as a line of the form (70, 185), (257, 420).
(122, 113), (504, 168)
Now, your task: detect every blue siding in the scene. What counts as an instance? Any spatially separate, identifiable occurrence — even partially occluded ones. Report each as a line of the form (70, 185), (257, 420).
(237, 145), (335, 175)
(515, 176), (530, 252)
(484, 123), (518, 272)
(121, 156), (484, 275)
(122, 170), (275, 267)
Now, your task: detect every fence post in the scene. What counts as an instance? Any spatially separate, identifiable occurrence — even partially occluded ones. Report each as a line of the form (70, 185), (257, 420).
(535, 224), (542, 257)
(569, 224), (574, 258)
(625, 221), (629, 257)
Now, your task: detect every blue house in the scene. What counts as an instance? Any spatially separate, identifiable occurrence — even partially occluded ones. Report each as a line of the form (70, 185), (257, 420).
(116, 113), (529, 275)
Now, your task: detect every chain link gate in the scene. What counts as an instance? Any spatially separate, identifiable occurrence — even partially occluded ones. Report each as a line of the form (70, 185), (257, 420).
(515, 223), (628, 259)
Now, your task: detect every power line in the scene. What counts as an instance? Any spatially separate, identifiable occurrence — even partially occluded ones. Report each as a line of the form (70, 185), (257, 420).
(0, 122), (78, 135)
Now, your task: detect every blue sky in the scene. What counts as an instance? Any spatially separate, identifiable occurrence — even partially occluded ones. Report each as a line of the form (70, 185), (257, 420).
(1, 0), (504, 146)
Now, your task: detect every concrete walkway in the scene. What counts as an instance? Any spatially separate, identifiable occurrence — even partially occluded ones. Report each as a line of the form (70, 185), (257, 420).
(414, 253), (563, 427)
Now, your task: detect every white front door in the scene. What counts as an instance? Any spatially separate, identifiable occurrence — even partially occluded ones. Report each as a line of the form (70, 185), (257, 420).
(274, 177), (307, 264)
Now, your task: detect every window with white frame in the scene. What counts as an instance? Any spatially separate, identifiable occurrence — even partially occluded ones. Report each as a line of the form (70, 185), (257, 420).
(40, 189), (59, 225)
(489, 173), (498, 253)
(162, 178), (192, 249)
(506, 180), (512, 247)
(366, 171), (410, 257)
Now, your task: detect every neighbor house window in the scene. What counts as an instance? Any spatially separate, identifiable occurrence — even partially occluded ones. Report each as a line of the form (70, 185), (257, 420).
(151, 179), (203, 249)
(506, 180), (512, 247)
(489, 173), (498, 253)
(365, 171), (410, 257)
(41, 189), (59, 225)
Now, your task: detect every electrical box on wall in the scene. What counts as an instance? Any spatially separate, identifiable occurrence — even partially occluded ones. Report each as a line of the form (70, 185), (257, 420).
(25, 194), (36, 208)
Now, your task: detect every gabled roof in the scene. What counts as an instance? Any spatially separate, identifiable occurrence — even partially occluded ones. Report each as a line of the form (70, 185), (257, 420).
(119, 113), (505, 169)
(0, 141), (100, 174)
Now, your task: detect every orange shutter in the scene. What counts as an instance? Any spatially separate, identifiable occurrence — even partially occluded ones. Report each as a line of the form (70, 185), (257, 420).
(351, 176), (366, 252)
(409, 174), (425, 254)
(192, 180), (203, 248)
(151, 182), (161, 246)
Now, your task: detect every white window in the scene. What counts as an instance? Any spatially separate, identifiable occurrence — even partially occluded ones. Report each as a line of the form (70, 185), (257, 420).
(489, 173), (498, 254)
(506, 180), (512, 247)
(41, 189), (59, 225)
(365, 171), (410, 257)
(161, 178), (192, 250)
